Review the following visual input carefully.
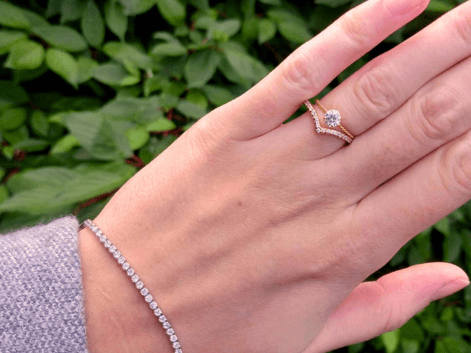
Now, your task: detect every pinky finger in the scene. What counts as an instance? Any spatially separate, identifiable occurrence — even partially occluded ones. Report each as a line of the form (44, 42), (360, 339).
(306, 263), (469, 353)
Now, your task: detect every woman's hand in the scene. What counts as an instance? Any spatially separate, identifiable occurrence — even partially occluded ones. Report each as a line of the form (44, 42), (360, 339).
(79, 0), (471, 351)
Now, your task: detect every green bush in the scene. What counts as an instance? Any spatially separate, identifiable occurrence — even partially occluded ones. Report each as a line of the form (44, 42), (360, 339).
(0, 0), (469, 352)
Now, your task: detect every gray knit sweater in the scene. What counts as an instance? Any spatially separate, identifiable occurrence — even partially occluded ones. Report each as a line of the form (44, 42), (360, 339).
(0, 215), (89, 352)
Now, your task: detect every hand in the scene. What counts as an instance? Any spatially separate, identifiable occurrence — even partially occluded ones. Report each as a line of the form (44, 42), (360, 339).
(79, 0), (471, 351)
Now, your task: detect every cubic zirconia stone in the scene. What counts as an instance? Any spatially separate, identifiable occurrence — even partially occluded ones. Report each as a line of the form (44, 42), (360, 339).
(136, 281), (144, 289)
(166, 328), (175, 335)
(109, 245), (116, 253)
(170, 335), (177, 342)
(96, 229), (102, 236)
(150, 302), (158, 310)
(175, 349), (182, 353)
(154, 308), (162, 316)
(173, 342), (180, 349)
(162, 322), (171, 329)
(122, 262), (130, 271)
(159, 315), (167, 323)
(131, 274), (139, 283)
(118, 256), (125, 264)
(316, 128), (321, 133)
(140, 288), (149, 296)
(99, 236), (106, 243)
(127, 268), (135, 276)
(145, 294), (153, 303)
(324, 110), (341, 128)
(104, 240), (111, 248)
(113, 251), (121, 259)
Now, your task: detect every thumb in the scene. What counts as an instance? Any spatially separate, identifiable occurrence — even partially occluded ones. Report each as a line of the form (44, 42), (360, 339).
(306, 262), (470, 353)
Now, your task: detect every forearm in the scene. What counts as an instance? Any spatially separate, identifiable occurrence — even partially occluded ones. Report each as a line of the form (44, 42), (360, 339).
(78, 226), (173, 353)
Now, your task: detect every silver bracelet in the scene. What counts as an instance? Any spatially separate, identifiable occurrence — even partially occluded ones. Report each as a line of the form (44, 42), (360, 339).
(81, 219), (183, 353)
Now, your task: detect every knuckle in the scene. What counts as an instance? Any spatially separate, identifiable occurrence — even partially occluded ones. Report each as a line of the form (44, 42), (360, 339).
(352, 62), (399, 118)
(281, 47), (320, 92)
(340, 10), (374, 49)
(412, 85), (464, 142)
(439, 133), (471, 197)
(452, 7), (471, 45)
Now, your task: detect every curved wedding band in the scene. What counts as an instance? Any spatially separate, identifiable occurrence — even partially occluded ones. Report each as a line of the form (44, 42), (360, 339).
(304, 100), (355, 144)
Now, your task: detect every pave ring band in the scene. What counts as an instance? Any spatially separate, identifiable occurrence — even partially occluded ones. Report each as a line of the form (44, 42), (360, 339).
(304, 99), (355, 144)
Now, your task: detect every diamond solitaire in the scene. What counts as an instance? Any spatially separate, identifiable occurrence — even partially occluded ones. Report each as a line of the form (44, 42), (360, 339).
(324, 110), (341, 128)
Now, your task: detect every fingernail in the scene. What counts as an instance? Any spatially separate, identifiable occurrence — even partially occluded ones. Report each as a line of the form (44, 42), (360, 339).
(384, 0), (426, 16)
(431, 278), (470, 301)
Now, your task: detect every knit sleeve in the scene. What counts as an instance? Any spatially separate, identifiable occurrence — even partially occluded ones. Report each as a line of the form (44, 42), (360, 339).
(0, 215), (89, 353)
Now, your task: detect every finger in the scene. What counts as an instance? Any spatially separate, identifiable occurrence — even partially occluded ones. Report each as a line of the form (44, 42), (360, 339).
(204, 0), (429, 141)
(306, 263), (469, 353)
(350, 130), (471, 275)
(268, 1), (471, 161)
(330, 53), (471, 201)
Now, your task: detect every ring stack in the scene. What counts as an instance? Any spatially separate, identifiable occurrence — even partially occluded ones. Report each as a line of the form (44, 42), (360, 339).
(304, 99), (354, 144)
(81, 219), (183, 353)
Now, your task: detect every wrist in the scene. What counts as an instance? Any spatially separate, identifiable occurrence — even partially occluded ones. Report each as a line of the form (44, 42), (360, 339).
(78, 225), (172, 353)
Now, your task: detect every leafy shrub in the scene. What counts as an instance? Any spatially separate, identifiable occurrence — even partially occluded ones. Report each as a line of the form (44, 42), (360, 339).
(0, 0), (469, 352)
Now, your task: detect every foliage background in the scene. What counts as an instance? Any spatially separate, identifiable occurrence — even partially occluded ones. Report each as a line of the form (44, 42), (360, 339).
(0, 0), (470, 351)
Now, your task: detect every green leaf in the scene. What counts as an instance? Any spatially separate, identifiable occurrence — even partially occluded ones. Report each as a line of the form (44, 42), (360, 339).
(60, 0), (87, 23)
(444, 231), (463, 262)
(92, 62), (140, 86)
(46, 0), (62, 18)
(427, 0), (455, 12)
(103, 41), (153, 69)
(315, 0), (352, 7)
(0, 167), (6, 181)
(0, 30), (28, 55)
(380, 329), (399, 353)
(400, 318), (424, 341)
(0, 81), (29, 110)
(186, 89), (208, 110)
(4, 40), (45, 70)
(138, 135), (176, 164)
(151, 42), (187, 57)
(259, 0), (281, 4)
(22, 8), (50, 28)
(50, 134), (81, 154)
(45, 48), (79, 88)
(81, 0), (105, 48)
(11, 138), (49, 152)
(104, 0), (128, 41)
(219, 41), (268, 84)
(0, 2), (31, 29)
(0, 108), (28, 131)
(186, 0), (209, 10)
(30, 110), (50, 137)
(0, 185), (9, 204)
(258, 19), (276, 44)
(201, 84), (234, 106)
(435, 217), (450, 236)
(118, 0), (156, 15)
(277, 21), (312, 43)
(146, 118), (176, 132)
(155, 0), (186, 26)
(125, 125), (149, 150)
(401, 339), (419, 353)
(242, 16), (259, 40)
(2, 125), (29, 145)
(176, 99), (206, 119)
(77, 56), (99, 83)
(184, 49), (222, 88)
(209, 19), (241, 40)
(33, 25), (88, 52)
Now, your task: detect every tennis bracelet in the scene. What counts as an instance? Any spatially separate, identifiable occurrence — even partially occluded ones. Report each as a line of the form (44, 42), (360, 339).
(81, 219), (183, 353)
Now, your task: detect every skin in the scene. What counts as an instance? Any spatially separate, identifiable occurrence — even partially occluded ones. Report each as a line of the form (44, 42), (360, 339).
(78, 0), (471, 352)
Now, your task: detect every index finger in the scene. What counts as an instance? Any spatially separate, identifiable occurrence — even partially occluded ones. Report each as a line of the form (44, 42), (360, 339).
(208, 0), (430, 141)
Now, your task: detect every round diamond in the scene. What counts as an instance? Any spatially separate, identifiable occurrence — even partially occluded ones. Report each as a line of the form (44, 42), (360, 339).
(170, 335), (177, 342)
(166, 328), (175, 335)
(150, 301), (158, 310)
(175, 349), (182, 353)
(154, 308), (162, 316)
(136, 281), (144, 290)
(159, 315), (167, 323)
(131, 274), (139, 283)
(109, 245), (116, 253)
(173, 342), (180, 349)
(104, 240), (111, 248)
(127, 268), (135, 276)
(99, 236), (106, 243)
(118, 256), (125, 264)
(162, 322), (171, 329)
(324, 109), (341, 128)
(113, 250), (121, 259)
(145, 294), (153, 303)
(140, 287), (149, 296)
(122, 262), (130, 271)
